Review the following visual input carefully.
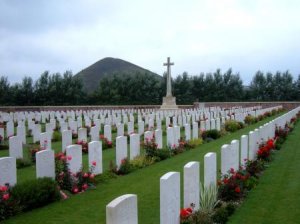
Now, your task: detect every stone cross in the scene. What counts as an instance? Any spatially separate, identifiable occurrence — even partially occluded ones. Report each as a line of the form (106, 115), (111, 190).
(163, 57), (174, 97)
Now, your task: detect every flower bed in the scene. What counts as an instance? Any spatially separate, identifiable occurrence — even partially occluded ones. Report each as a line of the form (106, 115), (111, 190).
(179, 112), (299, 224)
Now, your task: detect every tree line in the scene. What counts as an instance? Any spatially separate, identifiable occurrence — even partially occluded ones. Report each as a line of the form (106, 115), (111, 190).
(0, 69), (300, 106)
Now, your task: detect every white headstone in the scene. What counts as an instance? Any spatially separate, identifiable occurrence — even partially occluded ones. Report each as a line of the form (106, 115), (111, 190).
(78, 128), (87, 142)
(248, 131), (256, 160)
(144, 131), (153, 143)
(130, 134), (140, 160)
(9, 136), (23, 159)
(90, 126), (100, 141)
(62, 130), (72, 152)
(204, 152), (217, 188)
(241, 135), (248, 165)
(17, 125), (26, 144)
(66, 145), (82, 173)
(210, 119), (216, 130)
(160, 172), (180, 224)
(36, 150), (55, 179)
(88, 141), (102, 175)
(155, 129), (163, 149)
(184, 124), (191, 141)
(117, 123), (124, 137)
(184, 161), (200, 210)
(116, 136), (127, 168)
(104, 125), (112, 141)
(33, 124), (41, 143)
(205, 119), (211, 131)
(6, 121), (14, 138)
(0, 157), (17, 186)
(106, 194), (138, 224)
(167, 127), (175, 148)
(192, 122), (198, 139)
(216, 118), (221, 131)
(40, 132), (52, 150)
(138, 121), (144, 136)
(174, 126), (180, 147)
(127, 121), (134, 134)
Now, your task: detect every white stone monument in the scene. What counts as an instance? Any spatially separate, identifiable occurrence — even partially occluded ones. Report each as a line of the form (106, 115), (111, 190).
(160, 57), (178, 110)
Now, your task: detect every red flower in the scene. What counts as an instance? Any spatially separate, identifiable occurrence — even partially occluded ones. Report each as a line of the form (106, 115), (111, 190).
(234, 186), (241, 193)
(2, 193), (10, 201)
(223, 178), (229, 184)
(0, 185), (8, 192)
(267, 139), (274, 149)
(180, 208), (192, 218)
(186, 208), (193, 213)
(89, 174), (95, 179)
(67, 155), (72, 161)
(92, 161), (97, 166)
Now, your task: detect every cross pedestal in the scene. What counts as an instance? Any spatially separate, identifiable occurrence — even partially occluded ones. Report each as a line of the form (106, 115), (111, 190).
(161, 95), (178, 110)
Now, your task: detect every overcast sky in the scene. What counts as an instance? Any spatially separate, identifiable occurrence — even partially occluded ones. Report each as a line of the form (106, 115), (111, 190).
(1, 0), (300, 85)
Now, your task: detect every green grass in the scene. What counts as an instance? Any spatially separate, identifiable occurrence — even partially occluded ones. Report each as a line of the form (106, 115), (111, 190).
(1, 115), (283, 224)
(228, 122), (300, 224)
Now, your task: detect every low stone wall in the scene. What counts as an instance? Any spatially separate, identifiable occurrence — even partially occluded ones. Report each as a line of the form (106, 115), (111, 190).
(197, 102), (300, 110)
(0, 102), (299, 112)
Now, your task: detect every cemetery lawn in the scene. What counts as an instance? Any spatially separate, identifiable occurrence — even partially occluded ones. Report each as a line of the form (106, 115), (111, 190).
(2, 115), (285, 224)
(228, 121), (300, 224)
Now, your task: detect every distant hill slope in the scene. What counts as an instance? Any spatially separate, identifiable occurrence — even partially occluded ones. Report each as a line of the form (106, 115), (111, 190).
(75, 57), (162, 93)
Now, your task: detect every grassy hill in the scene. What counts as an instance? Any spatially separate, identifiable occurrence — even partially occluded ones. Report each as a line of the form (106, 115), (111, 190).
(75, 57), (162, 93)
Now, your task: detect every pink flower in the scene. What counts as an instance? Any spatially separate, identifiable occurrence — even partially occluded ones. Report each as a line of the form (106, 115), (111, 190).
(73, 187), (79, 194)
(60, 190), (68, 200)
(82, 183), (88, 190)
(83, 173), (89, 178)
(89, 174), (95, 179)
(92, 161), (97, 166)
(2, 193), (9, 201)
(67, 155), (72, 161)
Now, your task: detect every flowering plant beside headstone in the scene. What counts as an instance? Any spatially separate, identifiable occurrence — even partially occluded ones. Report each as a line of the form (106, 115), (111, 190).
(55, 152), (96, 194)
(76, 140), (88, 153)
(100, 134), (113, 149)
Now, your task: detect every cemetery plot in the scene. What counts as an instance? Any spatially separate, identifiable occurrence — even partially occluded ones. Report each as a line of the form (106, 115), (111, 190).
(0, 105), (291, 223)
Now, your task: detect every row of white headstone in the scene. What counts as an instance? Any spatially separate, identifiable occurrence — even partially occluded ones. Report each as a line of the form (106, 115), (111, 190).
(104, 106), (300, 224)
(0, 106), (281, 141)
(0, 105), (263, 125)
(0, 141), (103, 187)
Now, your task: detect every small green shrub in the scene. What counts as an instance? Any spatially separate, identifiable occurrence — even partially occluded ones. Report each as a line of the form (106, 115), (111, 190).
(225, 120), (241, 132)
(202, 130), (221, 140)
(212, 206), (229, 224)
(189, 138), (203, 147)
(52, 131), (61, 142)
(185, 210), (213, 224)
(244, 115), (256, 125)
(130, 155), (156, 169)
(112, 158), (134, 175)
(156, 149), (171, 160)
(16, 158), (32, 169)
(11, 178), (60, 211)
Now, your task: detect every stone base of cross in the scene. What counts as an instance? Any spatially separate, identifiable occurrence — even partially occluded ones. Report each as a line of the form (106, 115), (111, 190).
(160, 95), (178, 110)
